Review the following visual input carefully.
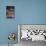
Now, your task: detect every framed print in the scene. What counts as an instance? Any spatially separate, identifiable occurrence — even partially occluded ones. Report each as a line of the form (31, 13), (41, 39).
(18, 24), (46, 41)
(6, 6), (15, 19)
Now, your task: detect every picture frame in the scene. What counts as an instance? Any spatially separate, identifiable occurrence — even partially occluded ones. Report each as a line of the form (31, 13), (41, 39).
(6, 6), (15, 19)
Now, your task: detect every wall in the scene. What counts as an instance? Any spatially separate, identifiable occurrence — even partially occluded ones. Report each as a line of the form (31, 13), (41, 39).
(0, 0), (46, 44)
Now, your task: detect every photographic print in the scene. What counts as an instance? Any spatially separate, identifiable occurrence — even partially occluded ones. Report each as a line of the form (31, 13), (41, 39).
(18, 24), (46, 46)
(6, 6), (15, 19)
(18, 24), (46, 41)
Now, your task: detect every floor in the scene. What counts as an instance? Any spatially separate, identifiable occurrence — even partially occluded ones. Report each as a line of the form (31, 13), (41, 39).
(0, 40), (46, 46)
(0, 44), (18, 46)
(19, 39), (46, 46)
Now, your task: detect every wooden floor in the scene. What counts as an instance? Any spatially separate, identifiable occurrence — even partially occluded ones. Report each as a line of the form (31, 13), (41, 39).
(19, 39), (46, 46)
(0, 40), (46, 46)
